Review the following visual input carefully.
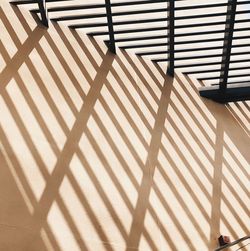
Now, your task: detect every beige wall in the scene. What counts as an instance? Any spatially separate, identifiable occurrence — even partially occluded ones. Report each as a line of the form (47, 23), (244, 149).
(0, 2), (249, 251)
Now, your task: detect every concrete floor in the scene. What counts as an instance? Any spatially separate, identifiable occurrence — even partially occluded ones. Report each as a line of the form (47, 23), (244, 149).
(0, 1), (249, 250)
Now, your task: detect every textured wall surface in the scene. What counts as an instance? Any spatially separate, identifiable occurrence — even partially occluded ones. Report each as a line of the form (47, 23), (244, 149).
(0, 1), (249, 250)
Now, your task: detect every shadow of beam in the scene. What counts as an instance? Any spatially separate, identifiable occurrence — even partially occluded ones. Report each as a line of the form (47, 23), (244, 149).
(0, 8), (46, 93)
(126, 75), (174, 250)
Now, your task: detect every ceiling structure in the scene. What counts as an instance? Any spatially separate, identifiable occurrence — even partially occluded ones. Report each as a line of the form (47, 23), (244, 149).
(10, 0), (250, 103)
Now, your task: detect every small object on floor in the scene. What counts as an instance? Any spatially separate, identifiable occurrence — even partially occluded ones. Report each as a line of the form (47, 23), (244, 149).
(218, 235), (231, 246)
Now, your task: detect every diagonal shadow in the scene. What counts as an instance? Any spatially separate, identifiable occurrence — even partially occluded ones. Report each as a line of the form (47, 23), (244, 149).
(183, 75), (250, 249)
(116, 53), (202, 249)
(209, 124), (224, 250)
(0, 36), (90, 251)
(125, 74), (174, 250)
(1, 5), (121, 249)
(1, 3), (249, 251)
(29, 48), (115, 231)
(0, 8), (46, 93)
(185, 75), (250, 164)
(67, 35), (165, 249)
(0, 123), (62, 251)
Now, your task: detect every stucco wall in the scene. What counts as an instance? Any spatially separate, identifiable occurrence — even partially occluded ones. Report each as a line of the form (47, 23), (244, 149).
(0, 2), (249, 251)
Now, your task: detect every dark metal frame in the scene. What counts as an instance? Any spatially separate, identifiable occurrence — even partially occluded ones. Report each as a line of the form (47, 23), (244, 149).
(10, 0), (250, 103)
(38, 0), (48, 27)
(219, 0), (238, 91)
(12, 0), (49, 27)
(105, 0), (116, 53)
(167, 0), (174, 76)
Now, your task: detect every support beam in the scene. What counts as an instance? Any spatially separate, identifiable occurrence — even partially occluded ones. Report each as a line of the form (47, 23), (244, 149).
(199, 84), (250, 103)
(38, 0), (49, 27)
(219, 0), (237, 91)
(167, 0), (174, 76)
(105, 0), (116, 53)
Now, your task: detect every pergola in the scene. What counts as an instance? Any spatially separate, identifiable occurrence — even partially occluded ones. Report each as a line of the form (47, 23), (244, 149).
(11, 0), (250, 103)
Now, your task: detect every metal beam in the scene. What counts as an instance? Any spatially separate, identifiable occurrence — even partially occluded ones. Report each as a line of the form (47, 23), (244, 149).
(105, 0), (116, 53)
(199, 84), (250, 103)
(219, 0), (238, 91)
(38, 0), (48, 27)
(52, 9), (249, 21)
(152, 51), (248, 62)
(167, 0), (174, 76)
